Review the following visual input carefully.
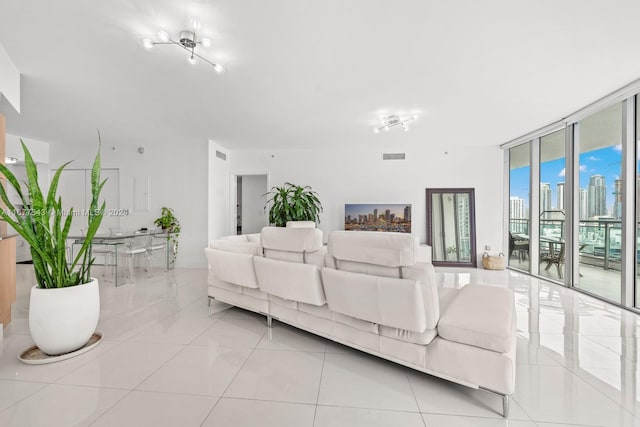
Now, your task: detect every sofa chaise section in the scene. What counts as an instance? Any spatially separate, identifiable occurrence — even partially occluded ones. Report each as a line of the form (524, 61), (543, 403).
(205, 227), (516, 417)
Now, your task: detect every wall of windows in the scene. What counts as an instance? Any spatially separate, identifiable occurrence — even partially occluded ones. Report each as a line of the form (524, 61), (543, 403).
(505, 88), (640, 310)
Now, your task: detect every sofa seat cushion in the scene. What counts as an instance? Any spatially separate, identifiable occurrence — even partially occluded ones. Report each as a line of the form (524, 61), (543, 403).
(438, 287), (460, 314)
(379, 325), (437, 345)
(437, 285), (515, 353)
(243, 287), (269, 301)
(298, 303), (379, 334)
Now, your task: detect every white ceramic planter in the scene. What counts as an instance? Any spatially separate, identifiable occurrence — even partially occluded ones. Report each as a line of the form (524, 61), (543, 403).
(29, 278), (100, 356)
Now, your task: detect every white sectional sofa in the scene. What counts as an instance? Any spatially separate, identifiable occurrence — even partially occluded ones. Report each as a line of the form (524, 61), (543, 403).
(205, 226), (516, 417)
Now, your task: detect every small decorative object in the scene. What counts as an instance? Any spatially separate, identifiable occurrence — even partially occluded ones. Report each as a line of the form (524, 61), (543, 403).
(153, 207), (181, 266)
(482, 252), (506, 270)
(264, 182), (322, 227)
(0, 138), (105, 357)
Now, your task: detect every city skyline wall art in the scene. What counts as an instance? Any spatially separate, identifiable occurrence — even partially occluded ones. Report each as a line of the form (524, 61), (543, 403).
(344, 203), (412, 233)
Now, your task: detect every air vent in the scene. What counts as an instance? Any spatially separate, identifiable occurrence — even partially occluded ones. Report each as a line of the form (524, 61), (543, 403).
(382, 153), (406, 160)
(215, 150), (227, 161)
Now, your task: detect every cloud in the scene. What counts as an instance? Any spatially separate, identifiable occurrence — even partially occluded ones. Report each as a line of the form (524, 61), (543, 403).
(613, 144), (622, 152)
(580, 165), (588, 172)
(558, 168), (565, 177)
(588, 156), (599, 161)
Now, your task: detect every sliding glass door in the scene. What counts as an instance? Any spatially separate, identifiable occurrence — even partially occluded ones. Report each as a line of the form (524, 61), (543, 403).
(575, 103), (623, 303)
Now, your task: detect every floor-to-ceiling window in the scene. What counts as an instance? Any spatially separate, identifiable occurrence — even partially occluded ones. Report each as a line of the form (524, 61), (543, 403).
(503, 82), (640, 311)
(575, 103), (623, 303)
(509, 143), (531, 271)
(539, 129), (566, 281)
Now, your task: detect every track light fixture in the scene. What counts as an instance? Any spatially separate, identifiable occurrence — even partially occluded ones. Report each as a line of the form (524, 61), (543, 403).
(140, 21), (224, 73)
(374, 114), (417, 134)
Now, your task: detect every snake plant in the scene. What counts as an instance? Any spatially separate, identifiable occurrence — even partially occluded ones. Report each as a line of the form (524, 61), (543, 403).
(0, 140), (105, 288)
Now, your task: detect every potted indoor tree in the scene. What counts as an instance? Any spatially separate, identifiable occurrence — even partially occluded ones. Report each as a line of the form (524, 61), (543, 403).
(264, 182), (322, 227)
(153, 207), (180, 266)
(0, 141), (105, 357)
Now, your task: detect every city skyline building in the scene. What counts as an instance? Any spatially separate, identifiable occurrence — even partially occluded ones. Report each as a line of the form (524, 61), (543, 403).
(557, 182), (565, 210)
(614, 179), (622, 219)
(540, 183), (552, 216)
(588, 174), (607, 218)
(509, 196), (528, 233)
(579, 188), (587, 220)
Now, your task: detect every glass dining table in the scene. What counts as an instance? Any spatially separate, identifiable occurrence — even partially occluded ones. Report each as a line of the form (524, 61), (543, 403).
(68, 229), (172, 286)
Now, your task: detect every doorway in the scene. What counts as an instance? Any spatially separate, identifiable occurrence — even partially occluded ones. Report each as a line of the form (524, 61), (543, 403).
(235, 174), (268, 235)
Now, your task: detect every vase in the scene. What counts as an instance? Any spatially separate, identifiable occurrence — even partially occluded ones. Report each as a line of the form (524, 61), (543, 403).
(28, 278), (100, 356)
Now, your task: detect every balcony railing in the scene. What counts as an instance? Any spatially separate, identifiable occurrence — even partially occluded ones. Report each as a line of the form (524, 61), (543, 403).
(509, 218), (625, 271)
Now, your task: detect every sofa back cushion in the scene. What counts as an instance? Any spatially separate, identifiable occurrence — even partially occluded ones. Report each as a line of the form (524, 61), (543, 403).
(286, 221), (316, 228)
(325, 231), (440, 329)
(205, 248), (259, 289)
(211, 238), (262, 255)
(261, 226), (324, 265)
(321, 268), (426, 332)
(253, 256), (326, 305)
(327, 231), (418, 268)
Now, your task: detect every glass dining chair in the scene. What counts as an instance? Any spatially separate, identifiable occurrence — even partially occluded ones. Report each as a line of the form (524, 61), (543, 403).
(111, 228), (152, 281)
(146, 231), (168, 274)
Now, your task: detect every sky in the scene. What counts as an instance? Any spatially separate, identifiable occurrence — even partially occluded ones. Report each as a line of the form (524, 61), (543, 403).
(510, 146), (624, 211)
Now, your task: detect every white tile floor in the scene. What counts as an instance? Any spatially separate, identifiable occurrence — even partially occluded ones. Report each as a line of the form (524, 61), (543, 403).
(2, 265), (640, 426)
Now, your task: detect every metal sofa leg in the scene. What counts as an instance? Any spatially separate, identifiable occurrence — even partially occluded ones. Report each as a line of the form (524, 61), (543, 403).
(208, 296), (213, 307)
(502, 394), (510, 418)
(266, 314), (272, 328)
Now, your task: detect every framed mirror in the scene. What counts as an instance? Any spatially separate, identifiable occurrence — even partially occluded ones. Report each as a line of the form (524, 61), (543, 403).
(426, 188), (477, 267)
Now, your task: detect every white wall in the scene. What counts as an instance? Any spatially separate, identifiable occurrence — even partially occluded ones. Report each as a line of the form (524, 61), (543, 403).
(228, 145), (505, 265)
(0, 42), (19, 113)
(208, 141), (230, 244)
(6, 134), (49, 164)
(50, 139), (209, 268)
(240, 174), (268, 234)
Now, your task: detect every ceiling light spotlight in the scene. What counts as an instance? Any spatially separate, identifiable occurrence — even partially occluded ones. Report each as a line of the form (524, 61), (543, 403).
(157, 30), (170, 42)
(141, 38), (154, 50)
(374, 114), (417, 134)
(190, 18), (202, 31)
(139, 22), (225, 72)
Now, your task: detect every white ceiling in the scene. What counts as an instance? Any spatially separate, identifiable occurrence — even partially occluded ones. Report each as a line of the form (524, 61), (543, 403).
(2, 0), (640, 151)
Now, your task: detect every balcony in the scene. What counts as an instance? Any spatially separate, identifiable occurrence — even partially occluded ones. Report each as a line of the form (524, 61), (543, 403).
(508, 218), (630, 303)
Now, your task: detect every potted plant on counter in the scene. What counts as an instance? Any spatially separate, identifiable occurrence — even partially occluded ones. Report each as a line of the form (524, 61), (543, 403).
(0, 140), (105, 357)
(153, 207), (180, 267)
(264, 182), (323, 227)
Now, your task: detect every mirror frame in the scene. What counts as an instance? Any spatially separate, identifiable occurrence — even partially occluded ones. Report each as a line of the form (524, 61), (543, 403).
(425, 188), (477, 267)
